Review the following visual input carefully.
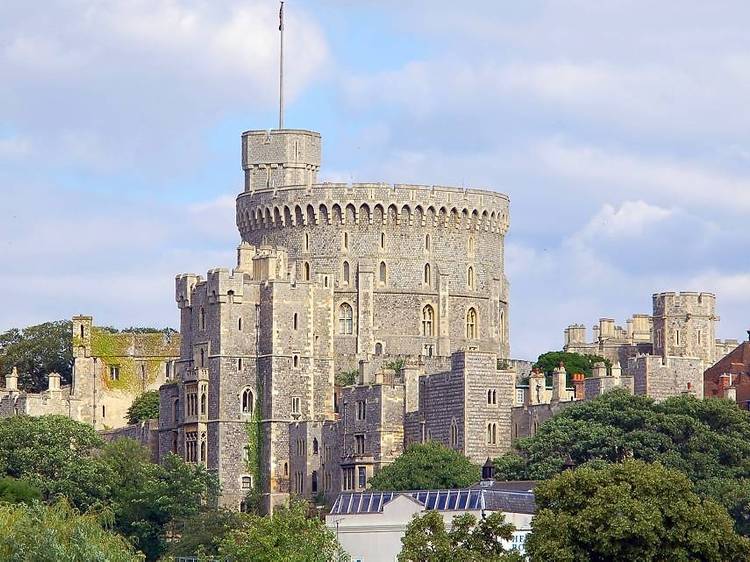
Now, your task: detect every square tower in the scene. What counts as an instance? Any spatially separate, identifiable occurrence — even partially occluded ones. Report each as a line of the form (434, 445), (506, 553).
(652, 292), (716, 365)
(241, 129), (321, 191)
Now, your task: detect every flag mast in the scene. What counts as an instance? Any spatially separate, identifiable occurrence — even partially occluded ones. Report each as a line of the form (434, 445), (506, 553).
(278, 1), (285, 130)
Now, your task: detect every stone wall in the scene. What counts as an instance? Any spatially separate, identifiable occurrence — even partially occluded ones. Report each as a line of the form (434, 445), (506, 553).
(629, 355), (704, 401)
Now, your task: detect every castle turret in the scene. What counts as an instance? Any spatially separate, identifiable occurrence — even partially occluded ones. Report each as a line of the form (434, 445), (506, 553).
(242, 129), (321, 191)
(652, 292), (716, 364)
(551, 363), (567, 402)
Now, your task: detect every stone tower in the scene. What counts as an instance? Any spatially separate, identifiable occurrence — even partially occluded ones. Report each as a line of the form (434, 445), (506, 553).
(241, 129), (321, 191)
(652, 292), (717, 364)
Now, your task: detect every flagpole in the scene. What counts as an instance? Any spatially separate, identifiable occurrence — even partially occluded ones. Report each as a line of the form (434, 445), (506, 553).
(279, 1), (285, 130)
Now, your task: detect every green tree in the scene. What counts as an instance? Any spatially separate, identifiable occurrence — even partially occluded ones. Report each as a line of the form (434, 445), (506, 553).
(369, 442), (480, 491)
(0, 415), (110, 509)
(100, 438), (219, 561)
(218, 498), (348, 562)
(533, 351), (610, 380)
(168, 508), (246, 558)
(494, 389), (750, 534)
(0, 320), (73, 391)
(0, 477), (41, 505)
(0, 499), (141, 561)
(399, 510), (523, 562)
(126, 390), (161, 424)
(525, 460), (750, 561)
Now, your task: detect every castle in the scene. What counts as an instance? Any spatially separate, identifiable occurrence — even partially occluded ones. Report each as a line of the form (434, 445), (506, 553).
(0, 316), (179, 429)
(158, 128), (514, 510)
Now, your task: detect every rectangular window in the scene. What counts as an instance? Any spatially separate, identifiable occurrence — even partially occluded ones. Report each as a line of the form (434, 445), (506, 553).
(109, 366), (120, 381)
(241, 476), (252, 489)
(342, 467), (355, 490)
(292, 397), (301, 414)
(358, 466), (366, 489)
(356, 400), (366, 421)
(355, 434), (365, 455)
(515, 388), (525, 405)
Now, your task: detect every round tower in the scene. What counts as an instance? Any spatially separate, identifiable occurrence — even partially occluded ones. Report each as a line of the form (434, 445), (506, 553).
(235, 130), (511, 363)
(652, 292), (716, 364)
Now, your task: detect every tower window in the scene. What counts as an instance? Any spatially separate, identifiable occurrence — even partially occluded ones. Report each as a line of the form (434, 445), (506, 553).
(241, 475), (253, 490)
(304, 233), (310, 251)
(238, 317), (242, 331)
(339, 303), (353, 335)
(424, 263), (431, 286)
(380, 232), (385, 250)
(422, 305), (434, 337)
(379, 262), (387, 284)
(200, 307), (206, 331)
(293, 354), (299, 368)
(292, 397), (301, 414)
(355, 434), (365, 455)
(425, 233), (430, 251)
(80, 325), (85, 338)
(303, 262), (311, 281)
(342, 261), (350, 284)
(487, 422), (497, 445)
(467, 266), (475, 289)
(293, 313), (298, 330)
(241, 388), (254, 415)
(109, 366), (120, 381)
(466, 308), (478, 339)
(450, 419), (458, 448)
(342, 232), (349, 250)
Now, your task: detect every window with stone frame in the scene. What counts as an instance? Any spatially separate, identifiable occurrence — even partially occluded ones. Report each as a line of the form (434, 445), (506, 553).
(487, 389), (497, 405)
(378, 261), (387, 284)
(358, 467), (366, 489)
(312, 470), (318, 493)
(467, 266), (475, 289)
(292, 396), (301, 415)
(241, 475), (253, 490)
(450, 419), (459, 448)
(355, 434), (365, 455)
(486, 422), (497, 445)
(109, 366), (120, 381)
(422, 305), (434, 337)
(343, 467), (355, 490)
(424, 263), (431, 286)
(185, 431), (198, 462)
(312, 438), (319, 455)
(342, 261), (350, 284)
(466, 308), (478, 339)
(356, 400), (366, 421)
(241, 388), (254, 415)
(339, 303), (353, 335)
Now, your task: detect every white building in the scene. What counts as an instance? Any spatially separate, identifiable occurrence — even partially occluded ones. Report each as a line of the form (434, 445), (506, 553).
(326, 484), (536, 562)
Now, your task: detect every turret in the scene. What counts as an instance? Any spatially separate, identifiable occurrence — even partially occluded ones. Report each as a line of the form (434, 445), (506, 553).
(551, 363), (567, 402)
(241, 129), (321, 191)
(652, 292), (717, 364)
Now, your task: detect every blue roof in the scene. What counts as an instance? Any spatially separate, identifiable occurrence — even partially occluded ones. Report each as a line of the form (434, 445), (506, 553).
(329, 488), (535, 515)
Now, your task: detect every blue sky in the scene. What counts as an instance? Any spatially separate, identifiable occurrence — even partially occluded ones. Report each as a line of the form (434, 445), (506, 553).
(1, 0), (749, 359)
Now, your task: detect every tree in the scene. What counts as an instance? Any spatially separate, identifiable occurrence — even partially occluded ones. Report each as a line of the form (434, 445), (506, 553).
(99, 438), (219, 561)
(525, 460), (750, 561)
(0, 320), (72, 391)
(398, 510), (523, 562)
(369, 442), (481, 491)
(126, 390), (160, 424)
(0, 415), (111, 509)
(533, 351), (610, 380)
(0, 477), (41, 505)
(0, 499), (141, 561)
(218, 498), (348, 562)
(168, 508), (246, 558)
(494, 389), (750, 534)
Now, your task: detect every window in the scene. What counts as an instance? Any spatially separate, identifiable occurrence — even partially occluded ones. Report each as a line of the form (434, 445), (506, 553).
(380, 232), (385, 250)
(424, 263), (431, 286)
(241, 476), (252, 490)
(200, 348), (205, 367)
(358, 467), (366, 489)
(450, 419), (459, 448)
(293, 313), (298, 330)
(675, 330), (681, 346)
(305, 233), (310, 251)
(200, 391), (207, 415)
(487, 389), (497, 405)
(238, 317), (242, 331)
(422, 305), (434, 337)
(487, 422), (497, 445)
(312, 470), (318, 493)
(292, 397), (301, 415)
(342, 261), (350, 284)
(241, 388), (254, 415)
(356, 400), (366, 421)
(468, 236), (475, 254)
(342, 231), (349, 250)
(466, 308), (477, 339)
(102, 405), (106, 418)
(227, 290), (235, 303)
(355, 434), (365, 455)
(697, 330), (702, 345)
(303, 262), (311, 281)
(379, 261), (386, 284)
(425, 233), (430, 250)
(109, 366), (120, 381)
(499, 309), (505, 341)
(656, 329), (663, 348)
(265, 167), (271, 188)
(186, 431), (198, 462)
(516, 388), (525, 405)
(200, 307), (206, 330)
(374, 342), (383, 355)
(467, 266), (475, 289)
(312, 438), (319, 455)
(343, 467), (355, 490)
(293, 354), (299, 368)
(80, 324), (85, 338)
(238, 358), (243, 370)
(339, 303), (353, 335)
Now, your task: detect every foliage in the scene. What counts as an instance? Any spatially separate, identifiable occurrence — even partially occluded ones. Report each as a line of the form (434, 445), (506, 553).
(533, 351), (610, 380)
(0, 415), (110, 510)
(335, 369), (358, 386)
(99, 439), (219, 561)
(494, 389), (750, 534)
(218, 498), (348, 562)
(398, 510), (523, 562)
(87, 328), (167, 392)
(0, 320), (72, 391)
(525, 460), (750, 561)
(168, 508), (246, 558)
(369, 442), (480, 491)
(0, 477), (42, 505)
(126, 391), (161, 424)
(385, 358), (405, 372)
(0, 499), (141, 561)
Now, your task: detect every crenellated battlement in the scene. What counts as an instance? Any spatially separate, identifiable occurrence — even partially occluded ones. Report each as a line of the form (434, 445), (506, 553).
(652, 292), (716, 317)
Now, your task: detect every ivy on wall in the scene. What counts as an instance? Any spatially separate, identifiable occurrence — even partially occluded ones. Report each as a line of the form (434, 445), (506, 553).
(243, 379), (264, 511)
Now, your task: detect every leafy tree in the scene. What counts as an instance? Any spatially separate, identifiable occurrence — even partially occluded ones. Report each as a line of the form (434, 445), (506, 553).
(533, 351), (610, 380)
(0, 320), (73, 391)
(168, 508), (246, 558)
(369, 442), (480, 491)
(0, 477), (41, 505)
(126, 390), (161, 424)
(99, 438), (218, 561)
(525, 460), (750, 561)
(0, 499), (141, 561)
(335, 369), (358, 386)
(494, 389), (750, 534)
(399, 510), (523, 562)
(218, 498), (348, 562)
(0, 415), (111, 509)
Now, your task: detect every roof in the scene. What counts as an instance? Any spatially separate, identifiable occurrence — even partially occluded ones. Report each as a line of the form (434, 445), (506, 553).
(329, 487), (536, 516)
(472, 480), (538, 493)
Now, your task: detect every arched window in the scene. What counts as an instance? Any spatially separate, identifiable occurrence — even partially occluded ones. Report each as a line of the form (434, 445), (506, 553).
(312, 470), (318, 493)
(422, 305), (434, 337)
(450, 419), (458, 448)
(468, 236), (475, 254)
(312, 438), (319, 455)
(379, 262), (387, 284)
(293, 355), (299, 368)
(305, 233), (310, 251)
(380, 232), (385, 249)
(200, 348), (205, 368)
(487, 422), (497, 445)
(487, 389), (493, 404)
(424, 263), (431, 286)
(238, 317), (242, 331)
(374, 342), (383, 356)
(303, 262), (311, 281)
(200, 392), (206, 415)
(342, 261), (350, 284)
(241, 388), (254, 415)
(467, 266), (475, 289)
(466, 308), (477, 339)
(339, 303), (353, 335)
(293, 313), (298, 330)
(425, 233), (430, 251)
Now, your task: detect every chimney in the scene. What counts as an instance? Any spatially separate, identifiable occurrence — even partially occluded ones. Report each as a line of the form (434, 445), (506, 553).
(592, 362), (607, 378)
(610, 362), (622, 381)
(47, 372), (61, 393)
(572, 373), (585, 400)
(5, 367), (18, 391)
(528, 368), (546, 405)
(552, 362), (567, 402)
(235, 242), (256, 275)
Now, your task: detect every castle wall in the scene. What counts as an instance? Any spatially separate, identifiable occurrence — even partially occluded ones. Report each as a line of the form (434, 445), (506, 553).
(628, 355), (704, 401)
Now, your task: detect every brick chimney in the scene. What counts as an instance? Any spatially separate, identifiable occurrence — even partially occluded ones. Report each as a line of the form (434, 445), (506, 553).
(572, 373), (585, 400)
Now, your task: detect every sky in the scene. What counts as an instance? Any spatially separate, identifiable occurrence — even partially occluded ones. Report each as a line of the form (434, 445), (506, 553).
(1, 0), (749, 360)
